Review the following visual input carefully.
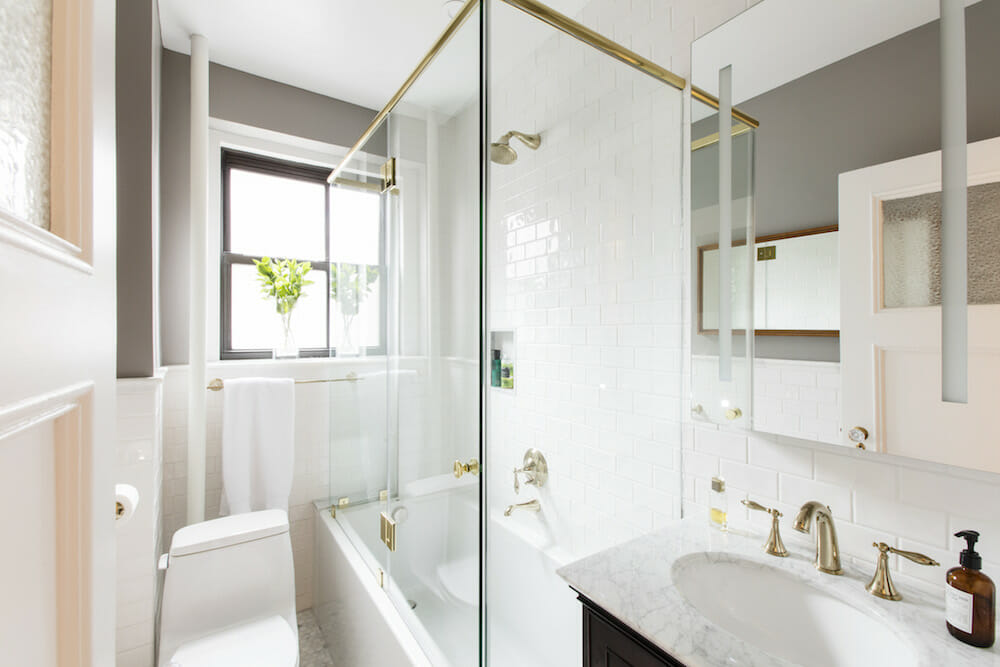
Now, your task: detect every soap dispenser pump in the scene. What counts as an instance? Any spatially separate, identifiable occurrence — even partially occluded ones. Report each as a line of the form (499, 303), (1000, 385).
(946, 530), (995, 648)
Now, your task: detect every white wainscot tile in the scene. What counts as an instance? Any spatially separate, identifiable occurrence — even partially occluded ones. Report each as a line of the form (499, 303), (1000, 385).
(693, 427), (746, 462)
(746, 434), (813, 477)
(813, 450), (897, 499)
(778, 474), (852, 521)
(854, 492), (948, 548)
(719, 460), (778, 499)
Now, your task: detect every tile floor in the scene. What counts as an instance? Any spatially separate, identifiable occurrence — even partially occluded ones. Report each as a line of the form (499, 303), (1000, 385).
(298, 609), (335, 667)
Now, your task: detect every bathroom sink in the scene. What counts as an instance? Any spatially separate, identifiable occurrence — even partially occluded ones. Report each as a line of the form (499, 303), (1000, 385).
(671, 553), (918, 667)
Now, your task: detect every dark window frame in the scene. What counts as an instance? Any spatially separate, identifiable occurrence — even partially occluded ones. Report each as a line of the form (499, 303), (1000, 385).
(220, 149), (386, 360)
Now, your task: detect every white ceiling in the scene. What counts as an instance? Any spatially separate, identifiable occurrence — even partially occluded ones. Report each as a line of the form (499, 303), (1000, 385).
(157, 0), (592, 115)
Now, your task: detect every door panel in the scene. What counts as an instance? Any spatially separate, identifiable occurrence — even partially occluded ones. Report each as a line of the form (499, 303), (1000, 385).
(0, 0), (117, 664)
(840, 136), (1000, 470)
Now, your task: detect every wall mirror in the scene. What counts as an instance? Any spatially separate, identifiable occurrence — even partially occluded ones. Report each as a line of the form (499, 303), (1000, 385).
(698, 226), (839, 336)
(690, 0), (1000, 473)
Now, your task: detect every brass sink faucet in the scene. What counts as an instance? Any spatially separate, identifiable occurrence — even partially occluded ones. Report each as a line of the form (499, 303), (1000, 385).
(793, 501), (842, 574)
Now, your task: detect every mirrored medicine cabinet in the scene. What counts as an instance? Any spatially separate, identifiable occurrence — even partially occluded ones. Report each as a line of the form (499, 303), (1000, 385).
(689, 0), (1000, 474)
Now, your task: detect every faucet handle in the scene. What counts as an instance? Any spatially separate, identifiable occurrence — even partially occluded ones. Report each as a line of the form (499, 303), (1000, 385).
(742, 498), (788, 557)
(873, 541), (939, 566)
(742, 498), (781, 516)
(866, 542), (939, 601)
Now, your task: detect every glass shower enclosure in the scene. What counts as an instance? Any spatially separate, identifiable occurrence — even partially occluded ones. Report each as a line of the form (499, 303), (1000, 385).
(318, 1), (694, 664)
(325, 3), (483, 666)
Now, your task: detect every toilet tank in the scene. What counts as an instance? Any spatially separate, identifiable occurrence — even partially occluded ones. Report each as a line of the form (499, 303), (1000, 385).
(158, 510), (297, 664)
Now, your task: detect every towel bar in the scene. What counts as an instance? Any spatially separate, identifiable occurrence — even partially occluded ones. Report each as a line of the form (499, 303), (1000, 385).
(206, 372), (360, 391)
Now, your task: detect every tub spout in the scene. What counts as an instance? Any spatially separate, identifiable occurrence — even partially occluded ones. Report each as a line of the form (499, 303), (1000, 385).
(504, 499), (541, 516)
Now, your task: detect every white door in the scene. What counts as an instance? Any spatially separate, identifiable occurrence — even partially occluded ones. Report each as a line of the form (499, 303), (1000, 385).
(840, 136), (1000, 471)
(0, 1), (117, 665)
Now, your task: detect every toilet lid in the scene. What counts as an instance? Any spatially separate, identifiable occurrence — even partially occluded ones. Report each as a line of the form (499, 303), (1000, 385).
(167, 615), (297, 667)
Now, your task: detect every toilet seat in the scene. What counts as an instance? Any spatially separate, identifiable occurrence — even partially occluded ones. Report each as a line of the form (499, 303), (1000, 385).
(167, 615), (297, 667)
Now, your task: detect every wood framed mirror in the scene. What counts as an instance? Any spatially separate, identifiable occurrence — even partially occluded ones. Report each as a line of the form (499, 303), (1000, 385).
(697, 225), (839, 337)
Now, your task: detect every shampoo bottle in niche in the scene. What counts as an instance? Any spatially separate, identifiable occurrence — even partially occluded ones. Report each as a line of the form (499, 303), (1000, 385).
(500, 352), (514, 389)
(491, 350), (502, 387)
(946, 530), (995, 648)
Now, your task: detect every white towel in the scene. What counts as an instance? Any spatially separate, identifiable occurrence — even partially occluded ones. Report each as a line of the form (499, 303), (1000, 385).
(220, 377), (295, 515)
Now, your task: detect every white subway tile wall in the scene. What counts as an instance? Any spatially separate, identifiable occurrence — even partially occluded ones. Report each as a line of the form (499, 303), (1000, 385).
(685, 424), (1000, 596)
(752, 358), (840, 444)
(487, 0), (705, 559)
(115, 375), (163, 667)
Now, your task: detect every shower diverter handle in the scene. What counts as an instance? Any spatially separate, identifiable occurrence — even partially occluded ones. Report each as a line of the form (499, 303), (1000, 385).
(512, 448), (549, 494)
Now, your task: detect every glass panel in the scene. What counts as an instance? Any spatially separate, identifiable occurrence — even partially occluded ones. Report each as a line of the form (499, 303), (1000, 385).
(487, 2), (685, 665)
(230, 262), (326, 350)
(330, 186), (383, 352)
(383, 4), (482, 665)
(228, 168), (326, 259)
(0, 0), (51, 229)
(327, 128), (389, 502)
(882, 181), (1000, 308)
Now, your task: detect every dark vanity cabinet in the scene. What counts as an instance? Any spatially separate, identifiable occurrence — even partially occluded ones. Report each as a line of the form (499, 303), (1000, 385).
(579, 596), (686, 667)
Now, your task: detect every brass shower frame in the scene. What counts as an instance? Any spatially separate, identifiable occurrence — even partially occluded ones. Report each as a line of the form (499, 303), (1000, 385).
(326, 0), (758, 184)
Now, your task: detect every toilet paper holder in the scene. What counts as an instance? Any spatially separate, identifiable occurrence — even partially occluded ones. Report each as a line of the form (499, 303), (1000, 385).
(115, 483), (139, 523)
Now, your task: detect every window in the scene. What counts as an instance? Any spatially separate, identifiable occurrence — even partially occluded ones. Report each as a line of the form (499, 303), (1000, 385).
(221, 150), (384, 358)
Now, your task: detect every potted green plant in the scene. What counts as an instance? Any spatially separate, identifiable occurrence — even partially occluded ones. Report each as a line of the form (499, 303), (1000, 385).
(331, 263), (379, 355)
(254, 256), (313, 357)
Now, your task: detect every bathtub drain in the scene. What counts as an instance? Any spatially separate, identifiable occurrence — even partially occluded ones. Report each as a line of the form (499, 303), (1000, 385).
(408, 599), (417, 609)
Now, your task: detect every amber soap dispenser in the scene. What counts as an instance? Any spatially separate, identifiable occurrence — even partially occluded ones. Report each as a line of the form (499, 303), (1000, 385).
(946, 530), (995, 648)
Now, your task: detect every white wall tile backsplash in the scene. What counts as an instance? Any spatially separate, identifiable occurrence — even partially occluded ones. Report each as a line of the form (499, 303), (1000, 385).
(685, 424), (1000, 596)
(115, 374), (164, 667)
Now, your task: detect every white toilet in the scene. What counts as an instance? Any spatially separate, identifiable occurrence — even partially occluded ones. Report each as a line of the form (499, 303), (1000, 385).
(157, 509), (299, 666)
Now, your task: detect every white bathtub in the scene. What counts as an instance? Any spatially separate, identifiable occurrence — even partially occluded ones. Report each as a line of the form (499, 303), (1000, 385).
(312, 484), (581, 666)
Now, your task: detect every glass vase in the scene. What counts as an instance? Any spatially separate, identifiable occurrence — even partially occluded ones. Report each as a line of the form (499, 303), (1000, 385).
(274, 310), (298, 359)
(339, 315), (360, 357)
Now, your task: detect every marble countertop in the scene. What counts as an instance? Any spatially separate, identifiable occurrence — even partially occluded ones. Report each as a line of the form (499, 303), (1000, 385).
(557, 518), (1000, 666)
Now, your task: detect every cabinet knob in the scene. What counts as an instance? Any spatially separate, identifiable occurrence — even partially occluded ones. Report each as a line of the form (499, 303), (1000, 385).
(725, 407), (743, 420)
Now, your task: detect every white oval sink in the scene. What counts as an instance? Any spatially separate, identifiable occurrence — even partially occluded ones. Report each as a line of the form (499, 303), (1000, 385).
(672, 553), (918, 667)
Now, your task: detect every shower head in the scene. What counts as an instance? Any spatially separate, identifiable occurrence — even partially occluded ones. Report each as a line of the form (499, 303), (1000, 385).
(490, 130), (542, 165)
(490, 142), (518, 165)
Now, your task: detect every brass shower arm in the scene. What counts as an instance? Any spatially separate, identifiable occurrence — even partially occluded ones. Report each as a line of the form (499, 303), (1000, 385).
(499, 130), (542, 150)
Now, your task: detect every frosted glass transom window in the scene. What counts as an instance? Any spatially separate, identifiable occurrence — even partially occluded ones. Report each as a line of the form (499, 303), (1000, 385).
(881, 181), (1000, 308)
(0, 0), (52, 230)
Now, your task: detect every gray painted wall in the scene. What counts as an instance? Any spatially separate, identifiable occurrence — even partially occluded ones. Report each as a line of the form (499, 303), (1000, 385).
(692, 1), (1000, 362)
(159, 50), (380, 365)
(116, 0), (161, 378)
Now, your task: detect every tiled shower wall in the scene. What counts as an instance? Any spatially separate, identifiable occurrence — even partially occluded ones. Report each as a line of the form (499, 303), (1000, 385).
(487, 0), (696, 559)
(679, 0), (1000, 596)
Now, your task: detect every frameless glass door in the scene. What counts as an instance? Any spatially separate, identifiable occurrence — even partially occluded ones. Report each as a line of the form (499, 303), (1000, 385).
(380, 3), (484, 665)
